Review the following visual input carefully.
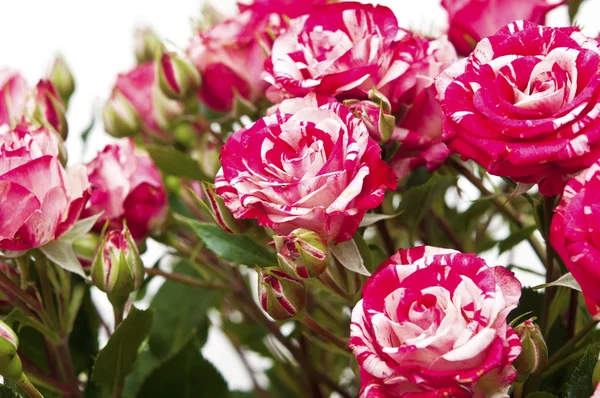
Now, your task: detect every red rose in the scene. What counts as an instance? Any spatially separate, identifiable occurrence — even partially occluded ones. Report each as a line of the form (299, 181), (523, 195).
(437, 21), (600, 196)
(551, 161), (600, 318)
(442, 0), (563, 56)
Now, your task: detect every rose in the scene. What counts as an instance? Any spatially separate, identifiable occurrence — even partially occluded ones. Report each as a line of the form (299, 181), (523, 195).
(263, 2), (457, 112)
(0, 123), (90, 251)
(0, 68), (27, 127)
(237, 0), (328, 19)
(215, 94), (398, 243)
(187, 10), (273, 113)
(390, 86), (451, 179)
(82, 139), (168, 240)
(442, 0), (563, 56)
(436, 21), (600, 196)
(106, 62), (183, 142)
(551, 160), (600, 318)
(349, 246), (522, 397)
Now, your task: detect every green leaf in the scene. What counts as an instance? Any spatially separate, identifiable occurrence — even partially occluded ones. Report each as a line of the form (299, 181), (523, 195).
(353, 232), (373, 273)
(526, 393), (559, 398)
(329, 238), (370, 276)
(144, 145), (210, 181)
(508, 287), (543, 323)
(92, 306), (154, 390)
(136, 336), (228, 398)
(183, 218), (277, 267)
(498, 225), (537, 254)
(533, 272), (582, 292)
(398, 174), (456, 238)
(545, 286), (570, 335)
(123, 350), (160, 397)
(69, 289), (100, 375)
(0, 385), (20, 398)
(359, 211), (403, 227)
(566, 345), (600, 398)
(149, 261), (215, 358)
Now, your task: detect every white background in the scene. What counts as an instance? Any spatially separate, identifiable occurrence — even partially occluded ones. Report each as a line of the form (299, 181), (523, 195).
(1, 0), (600, 392)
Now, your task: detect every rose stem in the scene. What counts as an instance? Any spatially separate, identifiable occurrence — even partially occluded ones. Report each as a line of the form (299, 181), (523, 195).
(55, 340), (83, 398)
(301, 314), (349, 352)
(449, 157), (546, 264)
(429, 209), (465, 252)
(375, 218), (395, 256)
(540, 195), (557, 335)
(567, 290), (579, 338)
(144, 267), (231, 290)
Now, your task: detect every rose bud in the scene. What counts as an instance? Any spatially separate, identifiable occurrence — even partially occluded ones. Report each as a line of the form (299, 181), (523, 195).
(273, 229), (328, 279)
(158, 52), (201, 100)
(513, 319), (548, 381)
(346, 100), (395, 143)
(259, 268), (306, 321)
(201, 181), (250, 234)
(135, 27), (166, 64)
(32, 80), (68, 140)
(0, 321), (22, 381)
(91, 224), (144, 301)
(102, 90), (141, 138)
(73, 233), (100, 271)
(46, 55), (75, 105)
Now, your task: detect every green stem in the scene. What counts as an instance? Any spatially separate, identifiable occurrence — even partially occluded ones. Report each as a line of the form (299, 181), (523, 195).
(301, 314), (349, 352)
(34, 255), (58, 328)
(513, 380), (524, 398)
(15, 373), (44, 398)
(144, 267), (230, 290)
(538, 319), (599, 374)
(449, 158), (546, 263)
(540, 195), (556, 335)
(54, 341), (83, 398)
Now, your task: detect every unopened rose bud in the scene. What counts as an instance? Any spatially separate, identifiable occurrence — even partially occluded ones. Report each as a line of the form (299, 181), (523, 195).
(47, 55), (75, 105)
(259, 268), (306, 321)
(201, 181), (250, 234)
(513, 319), (548, 381)
(274, 229), (328, 279)
(135, 27), (165, 64)
(158, 52), (201, 100)
(0, 321), (23, 381)
(103, 90), (141, 138)
(33, 80), (68, 139)
(346, 100), (395, 142)
(91, 224), (144, 301)
(152, 85), (184, 131)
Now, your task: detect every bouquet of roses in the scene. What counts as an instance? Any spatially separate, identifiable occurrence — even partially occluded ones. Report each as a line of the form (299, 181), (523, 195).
(1, 0), (600, 397)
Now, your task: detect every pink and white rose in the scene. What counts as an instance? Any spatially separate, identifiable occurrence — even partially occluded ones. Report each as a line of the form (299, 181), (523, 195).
(263, 2), (456, 111)
(551, 160), (600, 318)
(0, 123), (90, 251)
(350, 246), (522, 397)
(108, 62), (183, 142)
(0, 68), (28, 127)
(215, 94), (398, 243)
(442, 0), (563, 56)
(187, 10), (273, 113)
(237, 0), (329, 19)
(437, 21), (600, 196)
(83, 139), (168, 240)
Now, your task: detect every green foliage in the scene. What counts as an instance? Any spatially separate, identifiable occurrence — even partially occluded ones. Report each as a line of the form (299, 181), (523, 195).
(566, 345), (600, 398)
(148, 261), (215, 358)
(498, 225), (537, 254)
(526, 393), (559, 398)
(136, 336), (228, 398)
(397, 174), (456, 239)
(0, 385), (19, 398)
(69, 289), (101, 375)
(91, 306), (154, 390)
(123, 350), (160, 397)
(184, 218), (277, 267)
(568, 0), (586, 22)
(144, 145), (211, 181)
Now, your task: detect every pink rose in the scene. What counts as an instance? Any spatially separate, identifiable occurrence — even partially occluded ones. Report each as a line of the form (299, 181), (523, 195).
(187, 10), (272, 113)
(263, 2), (456, 111)
(551, 160), (600, 318)
(442, 0), (563, 56)
(0, 68), (28, 127)
(390, 86), (451, 179)
(237, 0), (328, 19)
(215, 94), (398, 243)
(350, 246), (522, 397)
(0, 123), (90, 251)
(108, 62), (183, 142)
(83, 139), (168, 240)
(437, 21), (600, 196)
